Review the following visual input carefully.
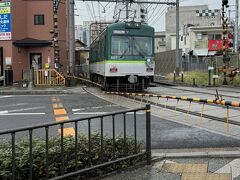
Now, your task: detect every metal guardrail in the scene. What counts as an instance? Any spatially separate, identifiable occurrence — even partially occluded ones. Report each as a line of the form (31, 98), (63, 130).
(0, 105), (151, 180)
(34, 69), (65, 86)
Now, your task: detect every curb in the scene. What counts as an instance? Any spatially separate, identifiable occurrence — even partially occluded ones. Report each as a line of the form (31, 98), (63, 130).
(152, 150), (240, 160)
(0, 90), (70, 95)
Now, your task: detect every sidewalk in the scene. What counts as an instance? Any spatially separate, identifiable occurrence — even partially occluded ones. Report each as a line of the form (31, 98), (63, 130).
(101, 155), (240, 180)
(0, 85), (74, 95)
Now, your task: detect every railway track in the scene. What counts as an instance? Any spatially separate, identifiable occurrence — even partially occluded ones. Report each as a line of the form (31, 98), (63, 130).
(71, 75), (240, 127)
(152, 81), (240, 99)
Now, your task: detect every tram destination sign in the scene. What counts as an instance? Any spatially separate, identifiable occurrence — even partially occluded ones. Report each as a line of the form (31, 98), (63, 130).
(0, 2), (11, 40)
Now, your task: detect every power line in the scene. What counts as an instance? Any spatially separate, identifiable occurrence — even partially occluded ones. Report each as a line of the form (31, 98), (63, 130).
(147, 5), (159, 21)
(150, 5), (167, 25)
(91, 1), (97, 21)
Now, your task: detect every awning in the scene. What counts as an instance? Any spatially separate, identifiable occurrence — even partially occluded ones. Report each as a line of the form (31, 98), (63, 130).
(193, 49), (208, 56)
(193, 49), (217, 56)
(13, 38), (52, 47)
(208, 51), (217, 56)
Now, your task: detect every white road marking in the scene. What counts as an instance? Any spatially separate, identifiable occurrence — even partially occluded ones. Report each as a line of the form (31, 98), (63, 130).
(0, 103), (27, 108)
(215, 158), (240, 179)
(72, 104), (121, 112)
(73, 112), (144, 115)
(0, 113), (45, 115)
(0, 110), (8, 114)
(126, 112), (144, 115)
(7, 106), (45, 113)
(74, 112), (108, 115)
(72, 108), (85, 112)
(0, 95), (13, 98)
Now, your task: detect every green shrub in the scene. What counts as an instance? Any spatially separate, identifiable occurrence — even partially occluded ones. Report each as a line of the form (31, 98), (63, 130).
(167, 70), (240, 86)
(0, 134), (143, 179)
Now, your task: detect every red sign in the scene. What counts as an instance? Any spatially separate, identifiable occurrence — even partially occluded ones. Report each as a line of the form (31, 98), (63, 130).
(208, 40), (223, 51)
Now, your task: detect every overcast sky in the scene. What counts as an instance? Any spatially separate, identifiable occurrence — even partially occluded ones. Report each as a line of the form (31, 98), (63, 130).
(75, 0), (236, 31)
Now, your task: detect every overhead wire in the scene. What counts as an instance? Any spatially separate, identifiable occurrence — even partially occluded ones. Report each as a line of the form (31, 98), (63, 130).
(147, 1), (161, 22)
(148, 0), (170, 26)
(85, 2), (95, 21)
(98, 2), (101, 21)
(150, 5), (168, 25)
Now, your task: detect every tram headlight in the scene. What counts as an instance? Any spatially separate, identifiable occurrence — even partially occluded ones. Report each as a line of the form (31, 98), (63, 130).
(146, 58), (153, 68)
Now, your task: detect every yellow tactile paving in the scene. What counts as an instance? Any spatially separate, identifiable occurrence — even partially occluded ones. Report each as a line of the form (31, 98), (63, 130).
(54, 108), (67, 115)
(58, 127), (75, 137)
(206, 173), (231, 180)
(181, 173), (207, 180)
(55, 116), (69, 121)
(181, 173), (231, 180)
(162, 163), (208, 173)
(52, 103), (63, 109)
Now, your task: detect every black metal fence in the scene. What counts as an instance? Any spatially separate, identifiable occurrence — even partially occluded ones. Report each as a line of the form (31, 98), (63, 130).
(0, 104), (151, 180)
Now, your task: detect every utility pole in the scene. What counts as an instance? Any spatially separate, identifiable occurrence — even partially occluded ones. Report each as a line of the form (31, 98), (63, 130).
(126, 0), (129, 20)
(234, 0), (239, 52)
(53, 0), (61, 70)
(175, 0), (180, 75)
(68, 0), (75, 75)
(222, 0), (230, 85)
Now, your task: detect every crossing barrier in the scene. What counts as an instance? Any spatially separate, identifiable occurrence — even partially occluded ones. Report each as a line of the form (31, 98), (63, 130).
(106, 91), (240, 108)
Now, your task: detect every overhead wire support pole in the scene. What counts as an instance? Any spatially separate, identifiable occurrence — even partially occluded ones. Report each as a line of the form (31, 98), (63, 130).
(126, 0), (129, 20)
(234, 0), (239, 53)
(175, 0), (180, 76)
(68, 0), (75, 75)
(53, 0), (61, 70)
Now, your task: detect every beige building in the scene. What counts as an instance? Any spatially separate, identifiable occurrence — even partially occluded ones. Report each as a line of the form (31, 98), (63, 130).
(155, 31), (166, 53)
(165, 5), (221, 50)
(0, 0), (67, 82)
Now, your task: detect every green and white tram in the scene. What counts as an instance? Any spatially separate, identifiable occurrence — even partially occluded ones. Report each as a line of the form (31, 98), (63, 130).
(89, 21), (154, 91)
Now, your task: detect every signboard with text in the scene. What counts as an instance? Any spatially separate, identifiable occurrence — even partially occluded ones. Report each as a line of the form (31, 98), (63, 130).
(208, 40), (223, 51)
(0, 2), (11, 40)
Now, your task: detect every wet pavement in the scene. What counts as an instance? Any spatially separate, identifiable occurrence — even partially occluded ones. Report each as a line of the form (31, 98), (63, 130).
(101, 157), (240, 180)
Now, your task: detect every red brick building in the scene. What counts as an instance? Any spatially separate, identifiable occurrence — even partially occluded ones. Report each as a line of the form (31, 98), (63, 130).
(0, 0), (67, 82)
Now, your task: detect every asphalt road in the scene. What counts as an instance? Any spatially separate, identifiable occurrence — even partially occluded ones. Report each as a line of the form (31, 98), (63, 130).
(0, 92), (240, 149)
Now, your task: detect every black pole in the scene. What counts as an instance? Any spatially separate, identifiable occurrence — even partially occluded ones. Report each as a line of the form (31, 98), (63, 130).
(223, 65), (228, 85)
(181, 73), (184, 82)
(146, 104), (151, 165)
(208, 69), (211, 86)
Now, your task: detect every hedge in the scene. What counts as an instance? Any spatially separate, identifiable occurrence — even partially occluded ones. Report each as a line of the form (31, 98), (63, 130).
(0, 133), (143, 179)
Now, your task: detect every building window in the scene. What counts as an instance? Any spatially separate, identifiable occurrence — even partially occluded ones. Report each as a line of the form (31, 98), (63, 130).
(34, 15), (44, 25)
(208, 34), (214, 40)
(215, 34), (222, 40)
(208, 34), (222, 40)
